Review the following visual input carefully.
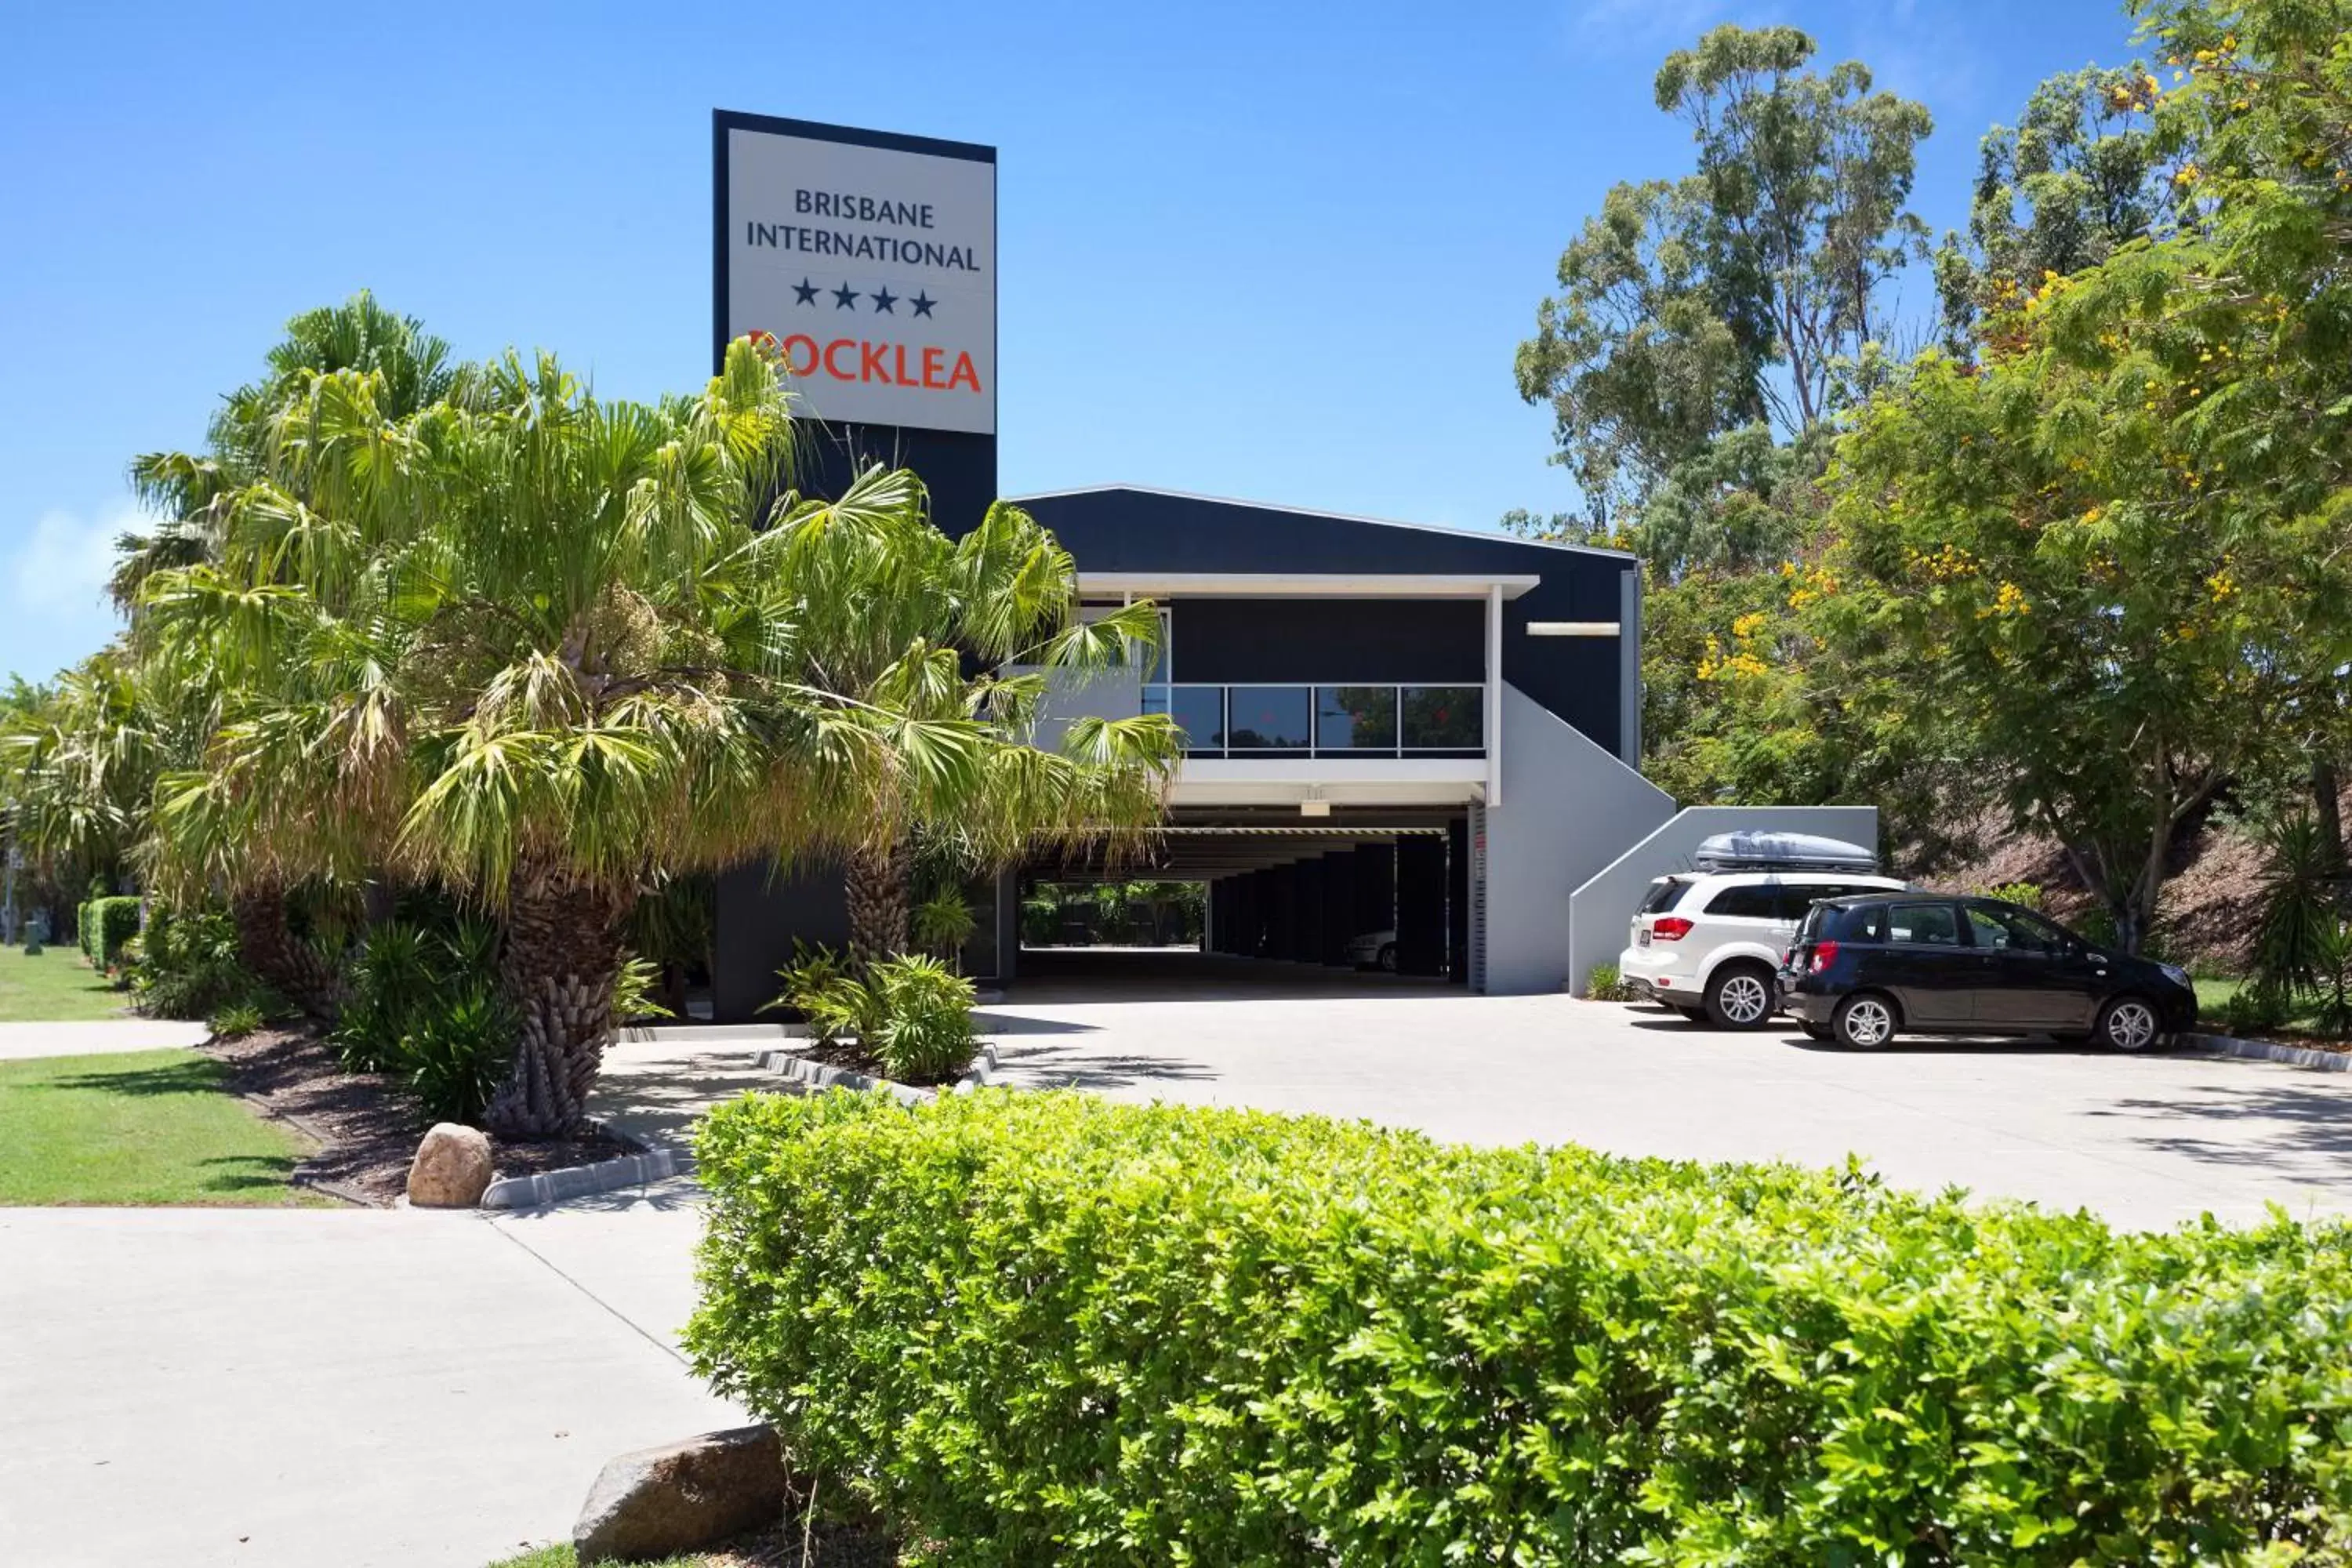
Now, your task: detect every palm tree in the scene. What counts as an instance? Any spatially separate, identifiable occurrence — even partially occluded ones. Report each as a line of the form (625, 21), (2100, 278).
(141, 338), (1178, 1135)
(109, 294), (470, 999)
(761, 475), (1174, 963)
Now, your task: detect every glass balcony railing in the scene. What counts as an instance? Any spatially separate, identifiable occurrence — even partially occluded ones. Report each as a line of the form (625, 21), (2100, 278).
(1140, 684), (1484, 758)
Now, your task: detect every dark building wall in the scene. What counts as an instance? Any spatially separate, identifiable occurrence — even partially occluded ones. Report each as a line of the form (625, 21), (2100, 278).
(1167, 600), (1482, 684)
(1015, 489), (1635, 754)
(713, 858), (851, 1023)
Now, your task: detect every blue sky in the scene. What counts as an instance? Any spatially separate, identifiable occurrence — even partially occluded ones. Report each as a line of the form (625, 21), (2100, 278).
(0, 0), (2139, 684)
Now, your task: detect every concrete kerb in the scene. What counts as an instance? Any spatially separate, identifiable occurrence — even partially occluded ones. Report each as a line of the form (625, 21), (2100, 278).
(2179, 1029), (2351, 1073)
(474, 1040), (1005, 1210)
(753, 1039), (1004, 1103)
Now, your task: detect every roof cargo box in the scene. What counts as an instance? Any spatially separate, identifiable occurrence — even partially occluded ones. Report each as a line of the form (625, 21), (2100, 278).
(1691, 830), (1878, 874)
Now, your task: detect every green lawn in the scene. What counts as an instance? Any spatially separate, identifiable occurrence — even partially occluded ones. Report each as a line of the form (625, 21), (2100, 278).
(0, 1047), (324, 1206)
(0, 946), (130, 1022)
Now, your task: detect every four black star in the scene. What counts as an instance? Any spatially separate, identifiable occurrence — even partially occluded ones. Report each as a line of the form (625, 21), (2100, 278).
(795, 281), (942, 318)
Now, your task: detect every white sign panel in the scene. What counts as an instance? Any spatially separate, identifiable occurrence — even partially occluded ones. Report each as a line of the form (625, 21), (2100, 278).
(720, 116), (996, 436)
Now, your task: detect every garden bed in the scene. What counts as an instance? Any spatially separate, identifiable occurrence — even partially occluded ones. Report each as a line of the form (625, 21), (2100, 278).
(201, 1026), (638, 1206)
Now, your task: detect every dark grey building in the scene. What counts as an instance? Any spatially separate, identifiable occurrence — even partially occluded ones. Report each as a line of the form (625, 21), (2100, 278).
(711, 485), (1697, 1013)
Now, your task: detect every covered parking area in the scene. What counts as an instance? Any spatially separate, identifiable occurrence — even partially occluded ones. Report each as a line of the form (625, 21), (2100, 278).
(1009, 815), (1471, 999)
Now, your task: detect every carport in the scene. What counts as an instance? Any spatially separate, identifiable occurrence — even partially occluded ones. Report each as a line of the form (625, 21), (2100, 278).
(1011, 816), (1470, 997)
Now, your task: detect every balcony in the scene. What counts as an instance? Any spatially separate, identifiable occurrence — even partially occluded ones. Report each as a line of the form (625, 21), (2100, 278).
(1141, 683), (1485, 759)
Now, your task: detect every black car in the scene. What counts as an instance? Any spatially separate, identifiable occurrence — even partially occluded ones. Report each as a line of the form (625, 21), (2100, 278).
(1779, 894), (2198, 1051)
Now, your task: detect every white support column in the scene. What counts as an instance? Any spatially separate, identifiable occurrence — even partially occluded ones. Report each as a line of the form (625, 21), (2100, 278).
(1485, 582), (1504, 808)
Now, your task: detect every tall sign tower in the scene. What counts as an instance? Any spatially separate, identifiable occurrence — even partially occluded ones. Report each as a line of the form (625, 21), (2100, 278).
(713, 111), (997, 534)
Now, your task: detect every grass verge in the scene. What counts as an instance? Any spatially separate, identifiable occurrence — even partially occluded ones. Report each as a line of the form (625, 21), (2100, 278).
(0, 946), (129, 1022)
(0, 1047), (326, 1206)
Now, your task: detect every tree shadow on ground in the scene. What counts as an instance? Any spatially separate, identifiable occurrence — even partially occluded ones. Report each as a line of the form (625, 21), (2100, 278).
(51, 1059), (223, 1097)
(197, 1153), (299, 1192)
(985, 1042), (1220, 1091)
(2083, 1080), (2352, 1180)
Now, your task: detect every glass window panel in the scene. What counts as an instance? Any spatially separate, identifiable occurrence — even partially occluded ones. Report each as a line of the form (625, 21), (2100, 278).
(1400, 686), (1483, 749)
(1167, 686), (1225, 754)
(1888, 902), (1961, 946)
(1225, 686), (1311, 749)
(1316, 686), (1397, 750)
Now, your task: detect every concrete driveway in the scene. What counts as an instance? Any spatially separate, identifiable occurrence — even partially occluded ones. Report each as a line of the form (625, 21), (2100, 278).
(0, 1200), (731, 1568)
(985, 953), (2352, 1231)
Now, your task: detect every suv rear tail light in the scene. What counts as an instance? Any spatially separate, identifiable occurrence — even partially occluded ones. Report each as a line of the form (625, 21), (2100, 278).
(1806, 940), (1840, 974)
(1652, 916), (1693, 941)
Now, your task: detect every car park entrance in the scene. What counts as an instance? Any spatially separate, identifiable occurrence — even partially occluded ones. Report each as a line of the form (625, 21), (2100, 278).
(1009, 815), (1473, 999)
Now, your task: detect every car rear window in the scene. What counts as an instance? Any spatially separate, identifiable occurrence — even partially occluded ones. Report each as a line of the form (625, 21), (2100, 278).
(1639, 878), (1689, 915)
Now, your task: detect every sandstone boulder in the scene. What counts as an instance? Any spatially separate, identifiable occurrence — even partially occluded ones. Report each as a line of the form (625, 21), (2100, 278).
(405, 1123), (493, 1208)
(574, 1424), (785, 1563)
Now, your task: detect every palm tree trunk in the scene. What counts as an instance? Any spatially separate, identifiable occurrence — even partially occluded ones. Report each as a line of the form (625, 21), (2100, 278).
(486, 857), (628, 1139)
(845, 835), (915, 971)
(230, 880), (341, 1018)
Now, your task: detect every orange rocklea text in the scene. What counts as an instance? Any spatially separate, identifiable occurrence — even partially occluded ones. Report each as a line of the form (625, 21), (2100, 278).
(760, 332), (983, 394)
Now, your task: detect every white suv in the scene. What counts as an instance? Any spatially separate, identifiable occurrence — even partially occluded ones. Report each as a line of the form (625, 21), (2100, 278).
(1619, 869), (1907, 1028)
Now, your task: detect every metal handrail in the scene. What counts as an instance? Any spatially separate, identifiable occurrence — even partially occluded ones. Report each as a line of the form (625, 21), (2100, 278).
(1142, 681), (1485, 758)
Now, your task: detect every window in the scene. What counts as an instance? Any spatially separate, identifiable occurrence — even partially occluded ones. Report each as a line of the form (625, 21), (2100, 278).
(1968, 905), (2071, 956)
(1704, 884), (1781, 919)
(1848, 905), (1890, 942)
(1774, 884), (1862, 920)
(1639, 878), (1690, 915)
(1225, 687), (1312, 750)
(1887, 902), (1962, 946)
(1316, 686), (1399, 750)
(1158, 686), (1226, 754)
(1400, 686), (1483, 749)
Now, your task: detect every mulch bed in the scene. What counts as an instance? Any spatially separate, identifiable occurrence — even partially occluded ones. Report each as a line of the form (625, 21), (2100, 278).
(196, 1026), (639, 1207)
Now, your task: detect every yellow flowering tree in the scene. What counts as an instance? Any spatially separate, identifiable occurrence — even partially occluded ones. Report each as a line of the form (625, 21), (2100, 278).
(1818, 311), (2322, 950)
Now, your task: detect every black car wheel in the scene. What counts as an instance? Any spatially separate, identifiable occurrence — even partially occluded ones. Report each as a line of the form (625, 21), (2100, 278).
(1377, 942), (1398, 974)
(2096, 995), (2163, 1052)
(1833, 993), (1899, 1050)
(1704, 962), (1777, 1029)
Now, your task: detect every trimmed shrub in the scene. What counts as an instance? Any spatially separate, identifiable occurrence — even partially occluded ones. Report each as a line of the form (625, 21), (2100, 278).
(689, 1091), (2352, 1566)
(80, 895), (140, 970)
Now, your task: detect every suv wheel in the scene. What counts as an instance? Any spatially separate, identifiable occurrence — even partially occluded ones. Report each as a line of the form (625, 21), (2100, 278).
(2096, 995), (2161, 1052)
(1377, 942), (1398, 973)
(1704, 963), (1777, 1029)
(1833, 993), (1898, 1050)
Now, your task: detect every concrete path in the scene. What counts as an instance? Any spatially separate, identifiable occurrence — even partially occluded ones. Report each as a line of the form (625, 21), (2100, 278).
(0, 1203), (735, 1568)
(0, 1018), (209, 1060)
(982, 956), (2352, 1232)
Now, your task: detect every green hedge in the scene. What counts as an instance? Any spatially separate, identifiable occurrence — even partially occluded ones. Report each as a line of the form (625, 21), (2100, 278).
(688, 1091), (2352, 1565)
(79, 896), (141, 970)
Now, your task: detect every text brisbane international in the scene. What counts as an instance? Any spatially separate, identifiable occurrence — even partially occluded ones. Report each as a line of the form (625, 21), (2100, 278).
(743, 223), (982, 273)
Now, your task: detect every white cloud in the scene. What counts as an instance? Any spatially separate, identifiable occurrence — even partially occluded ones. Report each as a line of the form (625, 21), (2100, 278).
(0, 506), (132, 682)
(9, 507), (131, 620)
